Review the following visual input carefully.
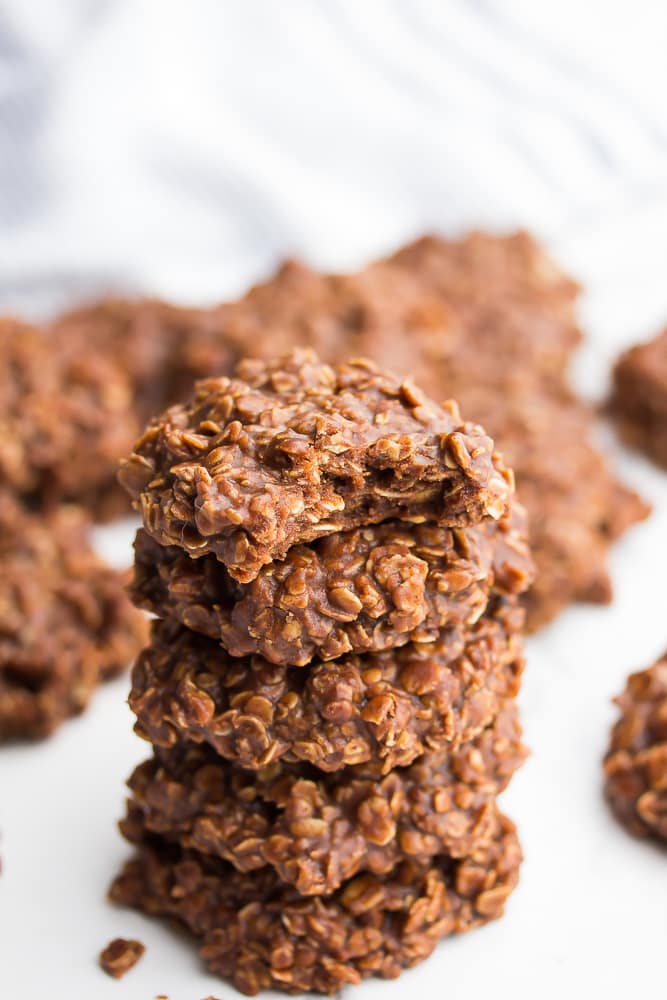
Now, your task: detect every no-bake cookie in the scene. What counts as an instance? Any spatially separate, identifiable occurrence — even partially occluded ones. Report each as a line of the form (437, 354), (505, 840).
(53, 296), (234, 427)
(176, 231), (582, 396)
(160, 234), (644, 629)
(0, 495), (147, 740)
(447, 387), (650, 630)
(610, 325), (667, 469)
(122, 700), (525, 895)
(119, 350), (512, 583)
(130, 597), (525, 773)
(130, 505), (531, 666)
(0, 318), (137, 519)
(604, 654), (667, 841)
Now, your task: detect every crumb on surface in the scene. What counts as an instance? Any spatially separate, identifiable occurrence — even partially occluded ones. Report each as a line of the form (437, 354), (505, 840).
(99, 937), (145, 979)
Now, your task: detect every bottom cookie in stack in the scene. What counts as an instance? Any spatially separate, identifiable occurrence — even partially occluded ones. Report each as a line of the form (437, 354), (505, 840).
(112, 804), (521, 996)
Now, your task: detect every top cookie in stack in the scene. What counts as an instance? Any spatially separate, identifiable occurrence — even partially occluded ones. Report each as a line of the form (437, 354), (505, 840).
(119, 350), (513, 581)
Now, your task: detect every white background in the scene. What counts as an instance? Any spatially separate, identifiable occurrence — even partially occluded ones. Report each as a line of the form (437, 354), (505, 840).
(1, 3), (666, 998)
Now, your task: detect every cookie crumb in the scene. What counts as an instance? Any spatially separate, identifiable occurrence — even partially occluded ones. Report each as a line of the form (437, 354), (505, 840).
(99, 937), (145, 979)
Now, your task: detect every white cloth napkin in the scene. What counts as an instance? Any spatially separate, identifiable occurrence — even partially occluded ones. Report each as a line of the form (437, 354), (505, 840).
(0, 0), (666, 346)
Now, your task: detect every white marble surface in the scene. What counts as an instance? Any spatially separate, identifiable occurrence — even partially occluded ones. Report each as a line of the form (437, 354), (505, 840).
(1, 3), (666, 999)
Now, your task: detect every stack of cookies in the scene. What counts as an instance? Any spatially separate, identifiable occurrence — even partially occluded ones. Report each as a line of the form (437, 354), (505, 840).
(110, 349), (533, 996)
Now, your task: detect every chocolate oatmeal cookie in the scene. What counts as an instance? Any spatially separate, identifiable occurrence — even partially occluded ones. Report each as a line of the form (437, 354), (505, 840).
(0, 496), (147, 740)
(48, 297), (235, 518)
(609, 325), (667, 469)
(604, 655), (667, 841)
(176, 231), (582, 398)
(110, 810), (522, 996)
(119, 350), (512, 583)
(130, 504), (531, 666)
(386, 230), (583, 386)
(0, 318), (137, 520)
(130, 596), (524, 773)
(449, 387), (650, 630)
(122, 700), (525, 895)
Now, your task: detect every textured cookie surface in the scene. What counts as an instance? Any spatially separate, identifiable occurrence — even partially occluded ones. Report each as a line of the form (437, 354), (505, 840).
(110, 811), (522, 996)
(131, 504), (531, 665)
(0, 318), (137, 519)
(604, 655), (667, 841)
(122, 700), (525, 895)
(131, 231), (642, 629)
(130, 596), (525, 773)
(0, 496), (147, 740)
(445, 387), (650, 630)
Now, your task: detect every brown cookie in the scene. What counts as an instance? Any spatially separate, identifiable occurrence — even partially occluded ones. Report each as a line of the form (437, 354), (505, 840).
(154, 233), (643, 629)
(604, 655), (667, 841)
(0, 495), (147, 740)
(122, 700), (525, 895)
(129, 596), (524, 773)
(448, 386), (650, 631)
(118, 349), (512, 583)
(53, 296), (234, 426)
(0, 318), (137, 520)
(130, 504), (531, 666)
(176, 231), (581, 397)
